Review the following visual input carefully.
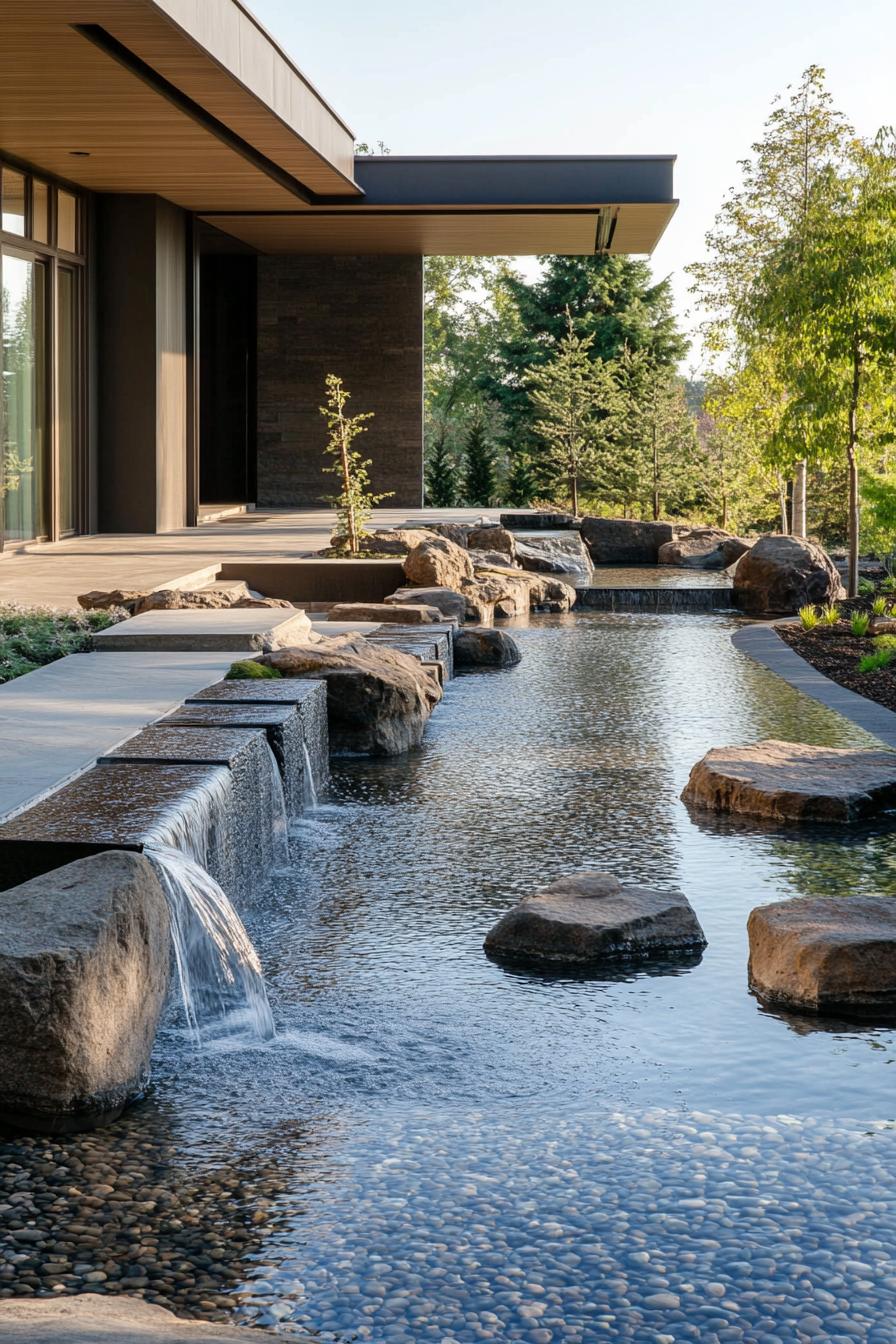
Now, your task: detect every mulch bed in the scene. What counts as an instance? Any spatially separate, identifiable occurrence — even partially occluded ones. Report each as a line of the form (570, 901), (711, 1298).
(777, 621), (896, 713)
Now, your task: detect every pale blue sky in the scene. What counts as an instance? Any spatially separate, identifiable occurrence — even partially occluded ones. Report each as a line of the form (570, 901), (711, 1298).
(250, 0), (895, 367)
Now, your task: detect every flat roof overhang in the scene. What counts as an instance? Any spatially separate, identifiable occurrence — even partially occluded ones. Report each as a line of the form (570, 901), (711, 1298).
(0, 0), (360, 207)
(199, 155), (678, 256)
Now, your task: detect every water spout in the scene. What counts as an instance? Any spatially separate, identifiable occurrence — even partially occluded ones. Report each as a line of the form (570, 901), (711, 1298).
(146, 845), (276, 1047)
(302, 741), (319, 811)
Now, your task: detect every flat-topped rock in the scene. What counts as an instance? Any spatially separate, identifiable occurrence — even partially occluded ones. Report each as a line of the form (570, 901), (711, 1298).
(326, 601), (443, 625)
(384, 586), (467, 624)
(92, 608), (313, 653)
(0, 1296), (313, 1342)
(748, 896), (896, 1017)
(682, 738), (896, 824)
(484, 872), (706, 967)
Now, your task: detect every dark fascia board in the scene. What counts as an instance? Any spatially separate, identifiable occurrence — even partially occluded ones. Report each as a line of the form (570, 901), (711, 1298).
(352, 155), (676, 207)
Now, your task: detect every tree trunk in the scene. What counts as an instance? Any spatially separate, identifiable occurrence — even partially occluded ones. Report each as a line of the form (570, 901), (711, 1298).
(847, 340), (862, 599)
(792, 460), (807, 537)
(777, 475), (789, 535)
(652, 411), (660, 521)
(570, 474), (579, 517)
(339, 422), (357, 554)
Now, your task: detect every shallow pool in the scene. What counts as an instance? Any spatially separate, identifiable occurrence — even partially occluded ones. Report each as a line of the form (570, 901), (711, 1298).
(3, 612), (896, 1343)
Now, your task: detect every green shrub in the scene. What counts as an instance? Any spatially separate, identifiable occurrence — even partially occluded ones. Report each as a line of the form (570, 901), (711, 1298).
(858, 577), (877, 596)
(818, 603), (840, 626)
(881, 576), (896, 593)
(798, 605), (820, 631)
(875, 634), (896, 650)
(0, 604), (121, 685)
(871, 596), (892, 616)
(225, 659), (283, 680)
(850, 611), (872, 637)
(858, 647), (896, 673)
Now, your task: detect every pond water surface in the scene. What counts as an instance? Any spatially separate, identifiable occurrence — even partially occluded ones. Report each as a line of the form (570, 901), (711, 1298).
(3, 611), (896, 1343)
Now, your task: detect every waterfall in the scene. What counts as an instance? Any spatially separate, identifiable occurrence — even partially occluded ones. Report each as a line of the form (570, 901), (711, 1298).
(302, 741), (319, 810)
(265, 742), (291, 866)
(142, 763), (277, 1048)
(146, 845), (275, 1047)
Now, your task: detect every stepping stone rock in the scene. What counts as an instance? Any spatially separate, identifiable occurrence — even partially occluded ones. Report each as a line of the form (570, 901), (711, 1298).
(484, 872), (706, 967)
(682, 738), (896, 824)
(455, 627), (522, 668)
(748, 896), (896, 1016)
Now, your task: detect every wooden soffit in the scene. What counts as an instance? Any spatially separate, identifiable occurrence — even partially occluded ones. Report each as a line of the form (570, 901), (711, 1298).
(0, 0), (360, 208)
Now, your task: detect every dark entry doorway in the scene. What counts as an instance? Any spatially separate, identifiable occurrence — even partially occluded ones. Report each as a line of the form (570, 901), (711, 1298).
(199, 253), (256, 505)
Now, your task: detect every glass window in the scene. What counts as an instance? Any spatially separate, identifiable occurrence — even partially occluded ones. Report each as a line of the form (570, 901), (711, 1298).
(31, 182), (49, 245)
(57, 268), (78, 535)
(1, 169), (26, 236)
(56, 191), (78, 253)
(1, 254), (48, 540)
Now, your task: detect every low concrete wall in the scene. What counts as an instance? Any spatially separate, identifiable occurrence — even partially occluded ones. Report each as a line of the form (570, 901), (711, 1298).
(220, 559), (405, 603)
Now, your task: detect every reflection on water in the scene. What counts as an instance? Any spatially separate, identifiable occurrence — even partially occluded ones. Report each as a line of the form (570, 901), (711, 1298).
(2, 612), (896, 1340)
(588, 564), (734, 588)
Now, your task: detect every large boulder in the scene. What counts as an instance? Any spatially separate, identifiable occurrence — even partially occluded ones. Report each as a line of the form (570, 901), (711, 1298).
(515, 532), (593, 581)
(484, 872), (706, 967)
(455, 627), (522, 668)
(748, 896), (896, 1017)
(404, 536), (474, 590)
(0, 1297), (309, 1343)
(77, 588), (147, 614)
(263, 638), (442, 755)
(732, 533), (844, 615)
(473, 564), (577, 615)
(357, 527), (437, 555)
(385, 587), (468, 624)
(462, 571), (532, 621)
(500, 511), (578, 531)
(467, 524), (517, 559)
(682, 738), (896, 824)
(0, 852), (171, 1133)
(326, 602), (444, 626)
(580, 517), (675, 564)
(133, 584), (253, 614)
(658, 528), (751, 570)
(469, 547), (521, 569)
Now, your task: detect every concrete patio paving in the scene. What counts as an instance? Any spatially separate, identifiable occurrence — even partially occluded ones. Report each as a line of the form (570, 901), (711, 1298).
(0, 508), (500, 609)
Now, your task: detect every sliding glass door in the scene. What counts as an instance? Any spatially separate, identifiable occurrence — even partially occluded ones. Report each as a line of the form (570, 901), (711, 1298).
(0, 163), (85, 547)
(0, 251), (48, 542)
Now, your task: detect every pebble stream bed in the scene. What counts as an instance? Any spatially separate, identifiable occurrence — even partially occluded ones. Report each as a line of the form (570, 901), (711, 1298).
(3, 611), (896, 1343)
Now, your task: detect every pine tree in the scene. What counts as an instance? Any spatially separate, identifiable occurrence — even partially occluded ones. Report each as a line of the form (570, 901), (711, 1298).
(504, 449), (536, 507)
(528, 312), (618, 514)
(425, 434), (459, 507)
(463, 421), (496, 506)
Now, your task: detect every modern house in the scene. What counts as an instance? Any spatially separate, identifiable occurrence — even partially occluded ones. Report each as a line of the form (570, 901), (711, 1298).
(0, 0), (677, 544)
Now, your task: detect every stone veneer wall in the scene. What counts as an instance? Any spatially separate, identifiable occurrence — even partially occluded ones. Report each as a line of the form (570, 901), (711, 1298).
(256, 255), (424, 509)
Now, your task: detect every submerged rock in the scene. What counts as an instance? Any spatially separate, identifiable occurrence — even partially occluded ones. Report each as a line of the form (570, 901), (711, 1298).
(579, 517), (675, 564)
(748, 896), (896, 1017)
(732, 533), (844, 615)
(682, 738), (896, 823)
(326, 601), (445, 625)
(404, 536), (474, 590)
(484, 872), (706, 967)
(385, 586), (468, 624)
(0, 852), (171, 1133)
(263, 638), (442, 755)
(0, 1296), (302, 1342)
(454, 627), (522, 668)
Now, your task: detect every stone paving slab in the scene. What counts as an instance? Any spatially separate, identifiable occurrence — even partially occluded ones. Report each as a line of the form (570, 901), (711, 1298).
(92, 609), (311, 653)
(0, 650), (246, 821)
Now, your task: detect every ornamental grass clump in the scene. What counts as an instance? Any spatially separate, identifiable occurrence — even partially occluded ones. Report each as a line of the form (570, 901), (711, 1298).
(798, 605), (820, 631)
(818, 603), (840, 627)
(858, 647), (896, 674)
(872, 596), (893, 616)
(0, 603), (121, 684)
(850, 611), (872, 637)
